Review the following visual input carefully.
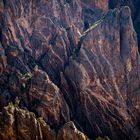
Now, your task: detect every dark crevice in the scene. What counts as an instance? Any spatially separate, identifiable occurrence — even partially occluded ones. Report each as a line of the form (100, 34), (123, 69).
(75, 14), (107, 57)
(133, 2), (140, 21)
(119, 20), (123, 59)
(76, 35), (86, 55)
(66, 29), (75, 52)
(14, 109), (19, 140)
(60, 73), (79, 116)
(49, 35), (57, 46)
(57, 15), (107, 137)
(84, 20), (90, 30)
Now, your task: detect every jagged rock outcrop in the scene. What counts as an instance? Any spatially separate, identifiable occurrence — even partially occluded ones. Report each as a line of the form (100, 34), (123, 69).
(64, 6), (140, 139)
(109, 0), (140, 52)
(57, 121), (89, 140)
(28, 66), (70, 126)
(0, 105), (88, 140)
(0, 0), (140, 140)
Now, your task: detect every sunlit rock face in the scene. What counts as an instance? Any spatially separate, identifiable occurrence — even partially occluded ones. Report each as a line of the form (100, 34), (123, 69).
(0, 105), (89, 140)
(0, 0), (140, 140)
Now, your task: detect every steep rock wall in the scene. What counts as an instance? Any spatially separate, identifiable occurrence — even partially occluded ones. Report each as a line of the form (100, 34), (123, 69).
(0, 0), (140, 140)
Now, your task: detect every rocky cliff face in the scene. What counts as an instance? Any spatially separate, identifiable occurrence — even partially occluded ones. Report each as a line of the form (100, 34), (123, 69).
(0, 0), (140, 140)
(109, 0), (140, 52)
(0, 105), (89, 140)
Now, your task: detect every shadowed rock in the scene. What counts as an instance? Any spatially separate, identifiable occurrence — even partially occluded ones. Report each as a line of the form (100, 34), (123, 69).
(0, 0), (140, 140)
(0, 105), (88, 140)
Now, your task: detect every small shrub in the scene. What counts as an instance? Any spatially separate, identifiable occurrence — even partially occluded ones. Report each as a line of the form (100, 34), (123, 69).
(8, 102), (14, 108)
(21, 72), (32, 81)
(72, 48), (78, 58)
(20, 72), (32, 92)
(14, 97), (20, 107)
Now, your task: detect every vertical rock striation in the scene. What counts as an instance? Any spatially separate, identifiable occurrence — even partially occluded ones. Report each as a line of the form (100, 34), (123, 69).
(0, 0), (140, 140)
(0, 105), (88, 140)
(64, 6), (140, 139)
(109, 0), (140, 52)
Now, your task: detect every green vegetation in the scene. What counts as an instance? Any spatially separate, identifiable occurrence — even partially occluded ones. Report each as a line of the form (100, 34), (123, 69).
(81, 19), (103, 37)
(21, 83), (27, 92)
(21, 72), (32, 81)
(8, 102), (14, 108)
(8, 97), (20, 108)
(72, 48), (78, 58)
(71, 14), (107, 60)
(80, 14), (107, 38)
(20, 72), (32, 92)
(14, 97), (20, 107)
(22, 83), (26, 89)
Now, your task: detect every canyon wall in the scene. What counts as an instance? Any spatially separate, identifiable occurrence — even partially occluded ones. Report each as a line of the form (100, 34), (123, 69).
(0, 0), (140, 140)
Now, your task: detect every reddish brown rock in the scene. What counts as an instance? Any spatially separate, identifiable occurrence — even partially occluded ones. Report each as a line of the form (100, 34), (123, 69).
(0, 105), (88, 140)
(0, 0), (140, 140)
(64, 6), (140, 140)
(28, 66), (70, 126)
(57, 121), (89, 140)
(81, 0), (108, 11)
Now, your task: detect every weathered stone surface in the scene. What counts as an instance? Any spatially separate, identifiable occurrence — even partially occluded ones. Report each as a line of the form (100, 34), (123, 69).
(28, 66), (70, 126)
(109, 0), (140, 52)
(0, 105), (88, 140)
(57, 121), (89, 140)
(0, 0), (140, 140)
(64, 6), (140, 139)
